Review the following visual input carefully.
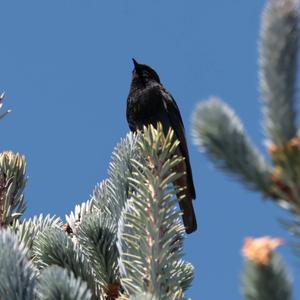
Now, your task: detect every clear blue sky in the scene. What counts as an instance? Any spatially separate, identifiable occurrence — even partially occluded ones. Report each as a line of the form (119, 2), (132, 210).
(0, 1), (299, 299)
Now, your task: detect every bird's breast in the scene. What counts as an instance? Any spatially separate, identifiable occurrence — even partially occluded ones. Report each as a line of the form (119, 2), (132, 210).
(127, 85), (166, 130)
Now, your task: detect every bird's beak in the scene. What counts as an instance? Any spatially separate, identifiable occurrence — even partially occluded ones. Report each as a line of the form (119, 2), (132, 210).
(132, 58), (139, 69)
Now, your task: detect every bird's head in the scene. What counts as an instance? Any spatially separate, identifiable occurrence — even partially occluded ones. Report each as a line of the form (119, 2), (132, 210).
(131, 58), (161, 85)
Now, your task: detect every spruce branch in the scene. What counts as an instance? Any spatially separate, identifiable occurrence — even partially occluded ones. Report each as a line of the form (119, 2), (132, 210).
(242, 253), (292, 300)
(65, 133), (140, 239)
(91, 179), (110, 215)
(12, 214), (63, 252)
(260, 0), (299, 146)
(32, 228), (101, 299)
(129, 293), (159, 300)
(192, 98), (273, 195)
(78, 212), (120, 298)
(56, 132), (144, 299)
(0, 151), (27, 226)
(65, 199), (94, 235)
(191, 0), (300, 252)
(241, 236), (292, 300)
(259, 0), (300, 208)
(104, 132), (141, 221)
(36, 266), (92, 300)
(89, 132), (141, 226)
(0, 229), (36, 300)
(117, 124), (193, 300)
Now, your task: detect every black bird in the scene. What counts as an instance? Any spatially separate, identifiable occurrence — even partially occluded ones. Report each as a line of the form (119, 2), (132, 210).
(126, 59), (197, 234)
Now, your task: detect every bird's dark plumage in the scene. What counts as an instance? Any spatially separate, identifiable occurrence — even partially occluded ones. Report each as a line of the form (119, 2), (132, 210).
(126, 59), (197, 234)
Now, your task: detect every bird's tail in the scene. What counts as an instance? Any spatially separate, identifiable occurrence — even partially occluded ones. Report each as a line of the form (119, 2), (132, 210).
(174, 160), (197, 234)
(178, 195), (197, 234)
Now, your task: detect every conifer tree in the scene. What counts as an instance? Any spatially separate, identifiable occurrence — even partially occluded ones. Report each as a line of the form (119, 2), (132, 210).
(0, 0), (297, 299)
(0, 95), (193, 300)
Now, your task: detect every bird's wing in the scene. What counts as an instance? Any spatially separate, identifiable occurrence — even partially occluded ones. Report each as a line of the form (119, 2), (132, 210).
(161, 88), (185, 128)
(160, 87), (196, 199)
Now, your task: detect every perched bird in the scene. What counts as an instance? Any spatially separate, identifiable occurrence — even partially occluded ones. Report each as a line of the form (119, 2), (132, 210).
(126, 59), (197, 234)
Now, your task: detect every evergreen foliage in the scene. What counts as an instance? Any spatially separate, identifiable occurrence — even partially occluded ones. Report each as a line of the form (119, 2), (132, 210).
(0, 122), (192, 299)
(192, 97), (272, 195)
(260, 0), (299, 147)
(0, 0), (298, 299)
(0, 151), (27, 226)
(78, 212), (120, 295)
(192, 0), (298, 299)
(192, 0), (300, 208)
(117, 124), (193, 299)
(242, 253), (292, 300)
(36, 266), (92, 300)
(0, 230), (36, 300)
(12, 214), (63, 251)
